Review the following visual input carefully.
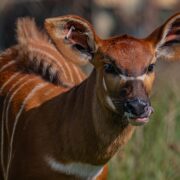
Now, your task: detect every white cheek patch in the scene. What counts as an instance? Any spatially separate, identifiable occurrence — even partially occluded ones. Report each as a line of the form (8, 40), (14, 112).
(106, 96), (116, 111)
(102, 77), (116, 111)
(102, 77), (107, 92)
(119, 74), (146, 82)
(102, 74), (146, 112)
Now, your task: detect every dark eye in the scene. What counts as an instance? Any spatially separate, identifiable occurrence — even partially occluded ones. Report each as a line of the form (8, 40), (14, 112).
(147, 64), (155, 73)
(104, 64), (118, 74)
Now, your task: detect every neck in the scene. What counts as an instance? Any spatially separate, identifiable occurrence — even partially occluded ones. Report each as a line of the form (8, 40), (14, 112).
(41, 69), (135, 165)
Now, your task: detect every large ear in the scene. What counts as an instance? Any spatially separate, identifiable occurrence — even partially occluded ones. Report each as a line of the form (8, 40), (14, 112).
(146, 13), (180, 61)
(44, 15), (98, 65)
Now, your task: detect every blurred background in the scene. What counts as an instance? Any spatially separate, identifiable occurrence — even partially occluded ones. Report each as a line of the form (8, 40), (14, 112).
(0, 0), (179, 179)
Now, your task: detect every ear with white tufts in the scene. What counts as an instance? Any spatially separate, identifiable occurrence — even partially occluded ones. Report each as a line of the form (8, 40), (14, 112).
(44, 15), (98, 65)
(146, 13), (180, 61)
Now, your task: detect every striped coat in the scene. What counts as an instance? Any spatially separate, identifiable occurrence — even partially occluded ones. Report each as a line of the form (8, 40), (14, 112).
(0, 18), (86, 180)
(1, 13), (178, 180)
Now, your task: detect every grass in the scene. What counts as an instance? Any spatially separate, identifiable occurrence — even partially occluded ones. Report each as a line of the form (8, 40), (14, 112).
(108, 61), (180, 180)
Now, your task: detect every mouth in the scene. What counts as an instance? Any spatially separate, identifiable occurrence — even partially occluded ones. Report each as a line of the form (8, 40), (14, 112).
(124, 107), (154, 126)
(128, 116), (149, 126)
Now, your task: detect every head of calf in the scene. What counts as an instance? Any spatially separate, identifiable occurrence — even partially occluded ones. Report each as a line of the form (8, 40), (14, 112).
(45, 13), (180, 126)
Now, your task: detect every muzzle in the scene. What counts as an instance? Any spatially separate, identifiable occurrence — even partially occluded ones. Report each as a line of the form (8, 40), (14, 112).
(123, 97), (154, 126)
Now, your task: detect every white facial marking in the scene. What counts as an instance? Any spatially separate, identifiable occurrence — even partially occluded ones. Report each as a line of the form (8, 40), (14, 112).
(102, 77), (107, 92)
(119, 74), (146, 82)
(45, 156), (103, 179)
(106, 96), (116, 111)
(6, 83), (48, 180)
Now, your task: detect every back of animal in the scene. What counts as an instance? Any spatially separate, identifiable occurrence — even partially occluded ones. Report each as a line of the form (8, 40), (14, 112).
(0, 18), (86, 180)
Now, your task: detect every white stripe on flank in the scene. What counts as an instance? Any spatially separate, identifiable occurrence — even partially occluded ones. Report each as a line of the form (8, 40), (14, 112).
(63, 63), (74, 83)
(29, 47), (69, 80)
(4, 75), (28, 138)
(5, 83), (47, 180)
(71, 65), (82, 83)
(119, 74), (146, 81)
(44, 87), (56, 96)
(0, 61), (16, 73)
(0, 72), (20, 179)
(1, 75), (31, 180)
(1, 115), (5, 180)
(28, 46), (68, 79)
(0, 73), (20, 95)
(45, 156), (103, 179)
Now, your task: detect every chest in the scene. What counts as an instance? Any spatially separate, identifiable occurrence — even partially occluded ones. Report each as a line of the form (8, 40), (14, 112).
(45, 156), (104, 180)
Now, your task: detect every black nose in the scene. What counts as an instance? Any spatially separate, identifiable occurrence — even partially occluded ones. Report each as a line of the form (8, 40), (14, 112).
(124, 98), (148, 116)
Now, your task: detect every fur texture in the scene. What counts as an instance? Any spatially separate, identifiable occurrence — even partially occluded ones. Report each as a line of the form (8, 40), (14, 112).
(16, 18), (85, 87)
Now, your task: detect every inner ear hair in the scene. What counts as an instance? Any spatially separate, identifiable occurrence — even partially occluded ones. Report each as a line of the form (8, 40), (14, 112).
(147, 13), (180, 61)
(63, 22), (95, 59)
(44, 15), (98, 65)
(64, 26), (75, 40)
(158, 13), (180, 49)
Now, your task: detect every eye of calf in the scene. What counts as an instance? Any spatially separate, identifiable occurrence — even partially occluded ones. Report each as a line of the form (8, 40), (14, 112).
(147, 64), (155, 73)
(104, 64), (119, 75)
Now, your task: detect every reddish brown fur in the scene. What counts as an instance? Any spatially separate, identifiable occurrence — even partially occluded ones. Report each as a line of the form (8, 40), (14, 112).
(0, 13), (179, 180)
(0, 50), (134, 180)
(101, 36), (154, 76)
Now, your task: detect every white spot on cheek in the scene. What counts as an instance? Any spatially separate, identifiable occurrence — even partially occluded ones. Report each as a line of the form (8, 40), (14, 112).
(102, 77), (107, 92)
(136, 74), (146, 81)
(106, 96), (116, 111)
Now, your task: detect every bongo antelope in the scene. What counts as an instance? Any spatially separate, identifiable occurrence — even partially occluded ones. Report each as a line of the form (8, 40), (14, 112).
(0, 13), (179, 180)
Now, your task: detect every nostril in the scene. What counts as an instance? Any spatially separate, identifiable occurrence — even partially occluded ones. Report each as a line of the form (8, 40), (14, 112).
(144, 105), (149, 112)
(124, 98), (149, 116)
(124, 102), (134, 113)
